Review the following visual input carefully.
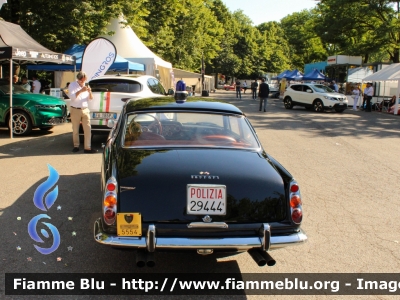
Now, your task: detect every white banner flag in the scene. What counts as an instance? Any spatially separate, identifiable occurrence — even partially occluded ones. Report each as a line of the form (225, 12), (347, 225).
(81, 38), (117, 81)
(0, 1), (7, 10)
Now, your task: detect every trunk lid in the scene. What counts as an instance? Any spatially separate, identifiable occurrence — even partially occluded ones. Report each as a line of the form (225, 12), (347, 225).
(117, 148), (287, 223)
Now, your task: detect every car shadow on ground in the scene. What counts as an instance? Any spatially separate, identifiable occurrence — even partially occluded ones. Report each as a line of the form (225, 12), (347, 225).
(229, 98), (400, 140)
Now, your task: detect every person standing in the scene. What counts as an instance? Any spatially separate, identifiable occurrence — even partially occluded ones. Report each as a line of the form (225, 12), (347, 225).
(32, 75), (41, 94)
(251, 79), (258, 100)
(242, 80), (247, 94)
(352, 85), (361, 111)
(331, 80), (339, 92)
(235, 79), (242, 99)
(258, 78), (270, 112)
(363, 82), (374, 112)
(21, 76), (31, 91)
(68, 71), (97, 153)
(13, 75), (19, 84)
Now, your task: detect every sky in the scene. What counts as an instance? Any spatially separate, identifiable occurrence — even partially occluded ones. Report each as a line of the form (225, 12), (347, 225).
(223, 0), (317, 25)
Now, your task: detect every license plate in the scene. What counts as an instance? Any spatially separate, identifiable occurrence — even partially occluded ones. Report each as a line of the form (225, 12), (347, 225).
(117, 213), (142, 236)
(92, 112), (117, 119)
(187, 184), (226, 215)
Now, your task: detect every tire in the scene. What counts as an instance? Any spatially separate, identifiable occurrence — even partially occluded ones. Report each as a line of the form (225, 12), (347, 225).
(283, 97), (293, 109)
(40, 126), (54, 131)
(313, 100), (324, 112)
(10, 111), (33, 136)
(335, 109), (345, 113)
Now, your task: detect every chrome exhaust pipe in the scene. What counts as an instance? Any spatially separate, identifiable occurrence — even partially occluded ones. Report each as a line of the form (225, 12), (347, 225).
(136, 250), (146, 268)
(248, 249), (267, 267)
(146, 252), (155, 267)
(259, 250), (276, 267)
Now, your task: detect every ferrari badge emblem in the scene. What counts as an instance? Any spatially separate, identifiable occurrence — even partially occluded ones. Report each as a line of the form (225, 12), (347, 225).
(124, 214), (134, 223)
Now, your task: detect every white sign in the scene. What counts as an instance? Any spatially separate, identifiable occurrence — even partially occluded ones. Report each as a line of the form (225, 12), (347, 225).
(81, 38), (117, 81)
(327, 55), (362, 65)
(29, 51), (39, 58)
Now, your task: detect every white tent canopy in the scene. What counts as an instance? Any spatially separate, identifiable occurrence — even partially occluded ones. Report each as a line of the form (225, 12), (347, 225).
(362, 63), (400, 82)
(363, 63), (400, 114)
(347, 67), (373, 83)
(100, 18), (173, 90)
(173, 68), (214, 94)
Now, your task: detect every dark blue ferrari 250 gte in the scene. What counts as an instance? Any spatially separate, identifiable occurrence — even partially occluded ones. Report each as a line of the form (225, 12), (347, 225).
(94, 96), (307, 267)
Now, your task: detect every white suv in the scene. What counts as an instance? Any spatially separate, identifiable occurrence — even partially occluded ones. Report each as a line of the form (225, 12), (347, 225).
(283, 83), (348, 112)
(73, 74), (172, 134)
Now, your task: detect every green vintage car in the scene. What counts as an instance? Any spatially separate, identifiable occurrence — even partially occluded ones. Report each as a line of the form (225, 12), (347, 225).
(0, 79), (67, 135)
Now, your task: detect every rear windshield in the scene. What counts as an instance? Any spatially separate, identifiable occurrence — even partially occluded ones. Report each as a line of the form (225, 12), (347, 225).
(122, 111), (260, 150)
(89, 79), (142, 93)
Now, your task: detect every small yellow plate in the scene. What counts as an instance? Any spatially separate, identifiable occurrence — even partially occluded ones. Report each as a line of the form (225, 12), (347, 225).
(117, 213), (142, 236)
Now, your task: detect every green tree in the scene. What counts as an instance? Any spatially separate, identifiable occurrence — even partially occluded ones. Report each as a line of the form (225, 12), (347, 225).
(0, 0), (149, 52)
(281, 9), (328, 71)
(257, 22), (291, 73)
(208, 0), (241, 79)
(314, 0), (400, 63)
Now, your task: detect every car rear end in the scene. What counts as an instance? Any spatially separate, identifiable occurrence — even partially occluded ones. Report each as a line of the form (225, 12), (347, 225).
(94, 105), (306, 267)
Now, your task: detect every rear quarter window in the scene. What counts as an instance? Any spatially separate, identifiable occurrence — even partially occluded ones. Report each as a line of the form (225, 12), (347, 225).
(89, 79), (142, 93)
(290, 85), (303, 92)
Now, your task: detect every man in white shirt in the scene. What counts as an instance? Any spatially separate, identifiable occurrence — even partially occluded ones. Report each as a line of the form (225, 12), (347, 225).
(68, 71), (97, 153)
(363, 82), (374, 112)
(32, 75), (41, 94)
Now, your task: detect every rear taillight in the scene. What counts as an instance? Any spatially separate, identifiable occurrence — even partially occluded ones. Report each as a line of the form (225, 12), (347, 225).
(289, 180), (303, 224)
(103, 177), (117, 225)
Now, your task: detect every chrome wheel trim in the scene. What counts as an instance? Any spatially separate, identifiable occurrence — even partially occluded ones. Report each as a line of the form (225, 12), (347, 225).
(12, 112), (29, 135)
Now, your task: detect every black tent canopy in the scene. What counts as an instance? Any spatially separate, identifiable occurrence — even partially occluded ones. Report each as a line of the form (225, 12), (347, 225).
(0, 20), (75, 138)
(0, 20), (75, 64)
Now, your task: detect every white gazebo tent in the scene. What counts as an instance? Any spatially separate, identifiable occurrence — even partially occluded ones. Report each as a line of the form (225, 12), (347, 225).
(100, 18), (173, 90)
(173, 68), (214, 94)
(362, 63), (400, 115)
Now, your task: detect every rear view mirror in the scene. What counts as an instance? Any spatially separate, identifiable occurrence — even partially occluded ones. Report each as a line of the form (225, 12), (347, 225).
(168, 89), (174, 96)
(306, 89), (312, 93)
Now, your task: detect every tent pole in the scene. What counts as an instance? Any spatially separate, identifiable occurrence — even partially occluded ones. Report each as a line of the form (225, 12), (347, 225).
(9, 59), (13, 139)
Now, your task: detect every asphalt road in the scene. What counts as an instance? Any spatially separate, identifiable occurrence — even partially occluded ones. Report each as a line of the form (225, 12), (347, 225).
(0, 90), (400, 299)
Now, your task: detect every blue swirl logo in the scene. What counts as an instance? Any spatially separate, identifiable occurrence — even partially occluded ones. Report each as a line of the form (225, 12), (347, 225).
(28, 164), (61, 255)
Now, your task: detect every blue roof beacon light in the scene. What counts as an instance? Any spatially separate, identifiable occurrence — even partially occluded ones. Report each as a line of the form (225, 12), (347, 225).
(175, 80), (188, 103)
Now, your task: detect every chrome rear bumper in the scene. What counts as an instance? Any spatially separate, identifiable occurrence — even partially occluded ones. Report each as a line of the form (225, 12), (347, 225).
(94, 218), (307, 252)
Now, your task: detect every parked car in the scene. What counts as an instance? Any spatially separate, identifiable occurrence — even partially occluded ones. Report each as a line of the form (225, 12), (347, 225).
(0, 79), (67, 135)
(94, 97), (307, 268)
(283, 83), (348, 112)
(63, 74), (173, 135)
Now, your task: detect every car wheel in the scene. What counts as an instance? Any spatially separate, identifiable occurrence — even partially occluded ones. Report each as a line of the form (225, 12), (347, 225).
(335, 109), (345, 113)
(11, 111), (33, 135)
(283, 97), (293, 109)
(313, 100), (324, 112)
(40, 126), (54, 131)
